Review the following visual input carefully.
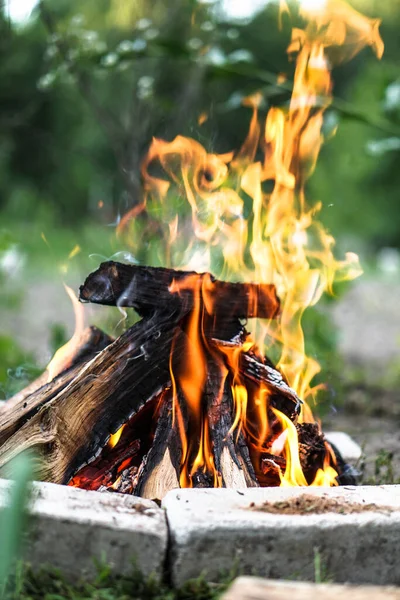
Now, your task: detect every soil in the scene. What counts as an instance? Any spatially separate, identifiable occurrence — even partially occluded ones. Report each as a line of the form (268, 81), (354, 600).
(249, 494), (394, 515)
(323, 405), (400, 483)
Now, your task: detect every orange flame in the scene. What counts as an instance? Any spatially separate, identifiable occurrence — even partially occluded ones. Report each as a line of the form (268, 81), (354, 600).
(46, 285), (85, 381)
(117, 0), (383, 487)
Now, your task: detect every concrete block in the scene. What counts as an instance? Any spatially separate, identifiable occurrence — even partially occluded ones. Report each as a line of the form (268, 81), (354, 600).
(0, 479), (168, 580)
(325, 431), (362, 462)
(163, 485), (400, 587)
(222, 576), (400, 600)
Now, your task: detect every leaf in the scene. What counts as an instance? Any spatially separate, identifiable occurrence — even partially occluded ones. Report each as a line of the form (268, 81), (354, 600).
(0, 454), (33, 593)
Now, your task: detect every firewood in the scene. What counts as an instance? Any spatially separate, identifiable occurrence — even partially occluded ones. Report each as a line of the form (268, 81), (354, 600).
(221, 577), (400, 600)
(239, 352), (302, 417)
(0, 260), (312, 495)
(205, 360), (258, 488)
(70, 439), (141, 491)
(3, 326), (112, 412)
(297, 422), (327, 484)
(0, 314), (183, 483)
(0, 326), (113, 448)
(134, 394), (181, 499)
(79, 261), (280, 320)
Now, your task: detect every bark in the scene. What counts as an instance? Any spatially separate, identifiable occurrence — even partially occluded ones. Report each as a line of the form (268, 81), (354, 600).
(134, 394), (181, 500)
(205, 360), (258, 488)
(0, 327), (113, 447)
(0, 313), (182, 483)
(79, 261), (280, 320)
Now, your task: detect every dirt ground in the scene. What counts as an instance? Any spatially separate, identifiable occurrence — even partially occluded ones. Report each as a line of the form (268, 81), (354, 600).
(324, 412), (400, 482)
(328, 276), (400, 483)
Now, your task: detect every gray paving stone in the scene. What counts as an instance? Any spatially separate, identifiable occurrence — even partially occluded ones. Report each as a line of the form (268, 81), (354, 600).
(0, 479), (167, 580)
(163, 485), (400, 586)
(325, 431), (362, 462)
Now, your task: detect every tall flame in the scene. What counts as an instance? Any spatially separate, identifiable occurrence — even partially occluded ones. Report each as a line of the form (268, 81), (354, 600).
(117, 0), (383, 487)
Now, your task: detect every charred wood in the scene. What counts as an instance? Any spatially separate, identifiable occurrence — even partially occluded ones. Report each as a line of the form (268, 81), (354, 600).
(205, 360), (258, 488)
(239, 352), (302, 418)
(2, 326), (112, 414)
(134, 393), (181, 499)
(79, 261), (280, 320)
(0, 313), (183, 484)
(0, 327), (113, 448)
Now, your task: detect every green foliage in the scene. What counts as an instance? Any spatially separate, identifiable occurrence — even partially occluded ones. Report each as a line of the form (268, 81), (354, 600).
(0, 336), (41, 400)
(311, 58), (400, 250)
(313, 548), (333, 585)
(3, 564), (231, 600)
(361, 449), (400, 485)
(0, 454), (33, 595)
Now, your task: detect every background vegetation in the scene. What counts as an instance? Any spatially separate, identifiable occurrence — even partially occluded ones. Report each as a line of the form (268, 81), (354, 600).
(0, 0), (399, 400)
(0, 3), (399, 592)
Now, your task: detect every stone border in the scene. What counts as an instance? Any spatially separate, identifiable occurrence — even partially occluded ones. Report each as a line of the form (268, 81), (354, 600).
(162, 485), (400, 586)
(1, 479), (400, 587)
(0, 479), (167, 580)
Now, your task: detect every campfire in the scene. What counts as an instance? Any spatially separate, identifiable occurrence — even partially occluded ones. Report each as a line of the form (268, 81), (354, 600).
(0, 0), (383, 499)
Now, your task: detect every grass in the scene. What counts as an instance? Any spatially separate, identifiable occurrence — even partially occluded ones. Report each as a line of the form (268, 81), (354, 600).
(2, 565), (232, 600)
(313, 548), (333, 585)
(360, 449), (400, 485)
(0, 455), (33, 598)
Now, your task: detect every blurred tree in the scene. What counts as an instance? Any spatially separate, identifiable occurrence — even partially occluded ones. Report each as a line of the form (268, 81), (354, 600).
(0, 0), (398, 253)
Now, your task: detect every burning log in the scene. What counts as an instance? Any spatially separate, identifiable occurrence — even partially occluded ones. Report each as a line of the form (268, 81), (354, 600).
(0, 315), (182, 482)
(3, 326), (111, 412)
(134, 394), (181, 499)
(0, 326), (113, 448)
(79, 261), (280, 320)
(205, 360), (258, 488)
(0, 263), (348, 497)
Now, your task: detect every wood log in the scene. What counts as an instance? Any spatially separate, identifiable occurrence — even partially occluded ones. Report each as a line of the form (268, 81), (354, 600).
(134, 394), (181, 500)
(0, 259), (305, 494)
(0, 327), (113, 448)
(0, 360), (90, 449)
(3, 326), (112, 412)
(0, 312), (183, 483)
(79, 261), (280, 320)
(257, 424), (351, 486)
(239, 352), (302, 417)
(0, 319), (300, 491)
(221, 577), (400, 600)
(205, 360), (258, 488)
(297, 422), (327, 484)
(213, 339), (302, 419)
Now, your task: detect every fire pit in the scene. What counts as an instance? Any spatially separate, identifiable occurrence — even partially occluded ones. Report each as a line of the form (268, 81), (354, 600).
(0, 0), (384, 500)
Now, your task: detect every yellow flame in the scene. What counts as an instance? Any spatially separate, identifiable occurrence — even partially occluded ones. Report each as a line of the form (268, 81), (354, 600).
(46, 285), (85, 381)
(117, 0), (383, 487)
(68, 244), (81, 260)
(108, 424), (125, 449)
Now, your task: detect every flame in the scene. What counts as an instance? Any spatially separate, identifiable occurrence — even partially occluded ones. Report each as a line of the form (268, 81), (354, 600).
(168, 273), (224, 487)
(108, 424), (125, 449)
(46, 285), (85, 381)
(116, 0), (383, 487)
